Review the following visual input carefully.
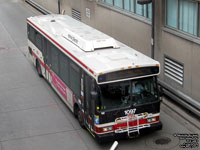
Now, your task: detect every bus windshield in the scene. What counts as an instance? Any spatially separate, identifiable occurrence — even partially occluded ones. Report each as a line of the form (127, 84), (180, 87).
(98, 77), (158, 111)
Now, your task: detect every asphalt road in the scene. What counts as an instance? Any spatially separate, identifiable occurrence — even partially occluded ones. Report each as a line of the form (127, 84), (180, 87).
(0, 1), (199, 150)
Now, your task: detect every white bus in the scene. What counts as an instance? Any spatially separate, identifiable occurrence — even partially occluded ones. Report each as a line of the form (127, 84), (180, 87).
(27, 14), (162, 142)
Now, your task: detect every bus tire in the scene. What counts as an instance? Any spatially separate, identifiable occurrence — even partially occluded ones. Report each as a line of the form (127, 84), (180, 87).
(36, 60), (42, 77)
(77, 108), (85, 128)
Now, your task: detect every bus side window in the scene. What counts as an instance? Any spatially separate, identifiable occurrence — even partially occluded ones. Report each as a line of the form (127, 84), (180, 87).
(69, 62), (80, 98)
(35, 32), (43, 53)
(50, 44), (59, 75)
(46, 41), (51, 65)
(29, 26), (35, 44)
(27, 24), (30, 38)
(85, 74), (92, 115)
(59, 52), (69, 85)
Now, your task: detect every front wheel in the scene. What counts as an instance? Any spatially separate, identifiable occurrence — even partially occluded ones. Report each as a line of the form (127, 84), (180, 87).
(77, 108), (85, 128)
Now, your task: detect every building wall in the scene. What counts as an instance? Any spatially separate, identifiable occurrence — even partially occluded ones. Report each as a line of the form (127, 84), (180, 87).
(156, 0), (200, 103)
(30, 0), (200, 106)
(33, 0), (59, 13)
(94, 4), (152, 56)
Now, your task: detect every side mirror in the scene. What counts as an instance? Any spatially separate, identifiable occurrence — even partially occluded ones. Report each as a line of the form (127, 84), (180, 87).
(91, 91), (98, 100)
(91, 91), (99, 112)
(159, 86), (164, 101)
(159, 87), (164, 96)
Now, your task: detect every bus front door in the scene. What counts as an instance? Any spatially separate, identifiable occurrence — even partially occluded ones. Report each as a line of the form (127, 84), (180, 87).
(84, 73), (93, 130)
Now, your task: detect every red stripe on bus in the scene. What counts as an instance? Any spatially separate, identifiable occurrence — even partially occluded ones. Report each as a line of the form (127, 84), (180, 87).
(27, 19), (94, 75)
(95, 116), (160, 134)
(32, 51), (37, 58)
(31, 51), (45, 67)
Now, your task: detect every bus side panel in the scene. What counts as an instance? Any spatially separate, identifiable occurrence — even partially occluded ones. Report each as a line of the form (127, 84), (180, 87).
(50, 71), (74, 111)
(51, 71), (67, 99)
(28, 40), (46, 77)
(27, 22), (76, 113)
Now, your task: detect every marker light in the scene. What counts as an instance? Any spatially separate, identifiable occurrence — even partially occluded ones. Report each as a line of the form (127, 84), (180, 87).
(128, 66), (132, 69)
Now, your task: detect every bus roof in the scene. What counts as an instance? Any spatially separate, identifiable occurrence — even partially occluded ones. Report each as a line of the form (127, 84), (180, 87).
(27, 15), (160, 82)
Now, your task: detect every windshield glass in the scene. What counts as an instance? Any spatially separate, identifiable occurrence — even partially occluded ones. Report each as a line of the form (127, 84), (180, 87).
(98, 77), (158, 111)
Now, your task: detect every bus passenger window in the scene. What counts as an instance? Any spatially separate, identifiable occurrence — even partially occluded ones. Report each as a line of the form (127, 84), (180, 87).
(29, 26), (35, 43)
(59, 53), (69, 85)
(35, 32), (43, 52)
(27, 24), (30, 38)
(50, 45), (59, 75)
(70, 62), (80, 97)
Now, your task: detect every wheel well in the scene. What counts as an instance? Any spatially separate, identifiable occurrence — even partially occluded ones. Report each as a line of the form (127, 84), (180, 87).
(74, 103), (79, 118)
(36, 58), (39, 67)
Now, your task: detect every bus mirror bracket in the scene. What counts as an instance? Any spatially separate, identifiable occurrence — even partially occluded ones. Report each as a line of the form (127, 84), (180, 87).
(91, 91), (99, 112)
(91, 91), (98, 102)
(159, 86), (164, 101)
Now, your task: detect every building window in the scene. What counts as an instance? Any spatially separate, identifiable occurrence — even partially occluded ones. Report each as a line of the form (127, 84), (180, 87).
(198, 3), (200, 37)
(114, 0), (123, 8)
(100, 0), (152, 19)
(166, 0), (200, 37)
(105, 0), (113, 5)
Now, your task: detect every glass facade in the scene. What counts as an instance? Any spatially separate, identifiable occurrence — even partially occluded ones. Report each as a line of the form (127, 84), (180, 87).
(166, 0), (200, 37)
(179, 0), (197, 35)
(199, 3), (200, 37)
(105, 0), (113, 5)
(114, 0), (123, 8)
(166, 0), (177, 28)
(100, 0), (152, 19)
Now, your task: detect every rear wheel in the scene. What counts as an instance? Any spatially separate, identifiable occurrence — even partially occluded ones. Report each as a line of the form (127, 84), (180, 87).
(36, 60), (42, 77)
(77, 108), (85, 128)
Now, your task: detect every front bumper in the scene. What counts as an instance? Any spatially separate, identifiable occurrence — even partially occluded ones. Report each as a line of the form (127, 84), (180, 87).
(95, 121), (162, 143)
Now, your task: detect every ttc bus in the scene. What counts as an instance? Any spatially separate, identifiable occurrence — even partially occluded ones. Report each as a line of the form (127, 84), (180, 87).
(27, 14), (162, 142)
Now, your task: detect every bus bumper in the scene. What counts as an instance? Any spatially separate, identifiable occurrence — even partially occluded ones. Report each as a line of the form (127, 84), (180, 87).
(95, 121), (162, 143)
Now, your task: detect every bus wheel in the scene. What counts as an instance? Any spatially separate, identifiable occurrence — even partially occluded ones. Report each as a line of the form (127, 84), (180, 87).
(77, 108), (85, 128)
(36, 60), (42, 77)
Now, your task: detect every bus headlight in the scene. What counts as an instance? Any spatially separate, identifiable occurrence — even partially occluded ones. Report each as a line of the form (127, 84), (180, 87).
(102, 126), (113, 132)
(147, 117), (156, 123)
